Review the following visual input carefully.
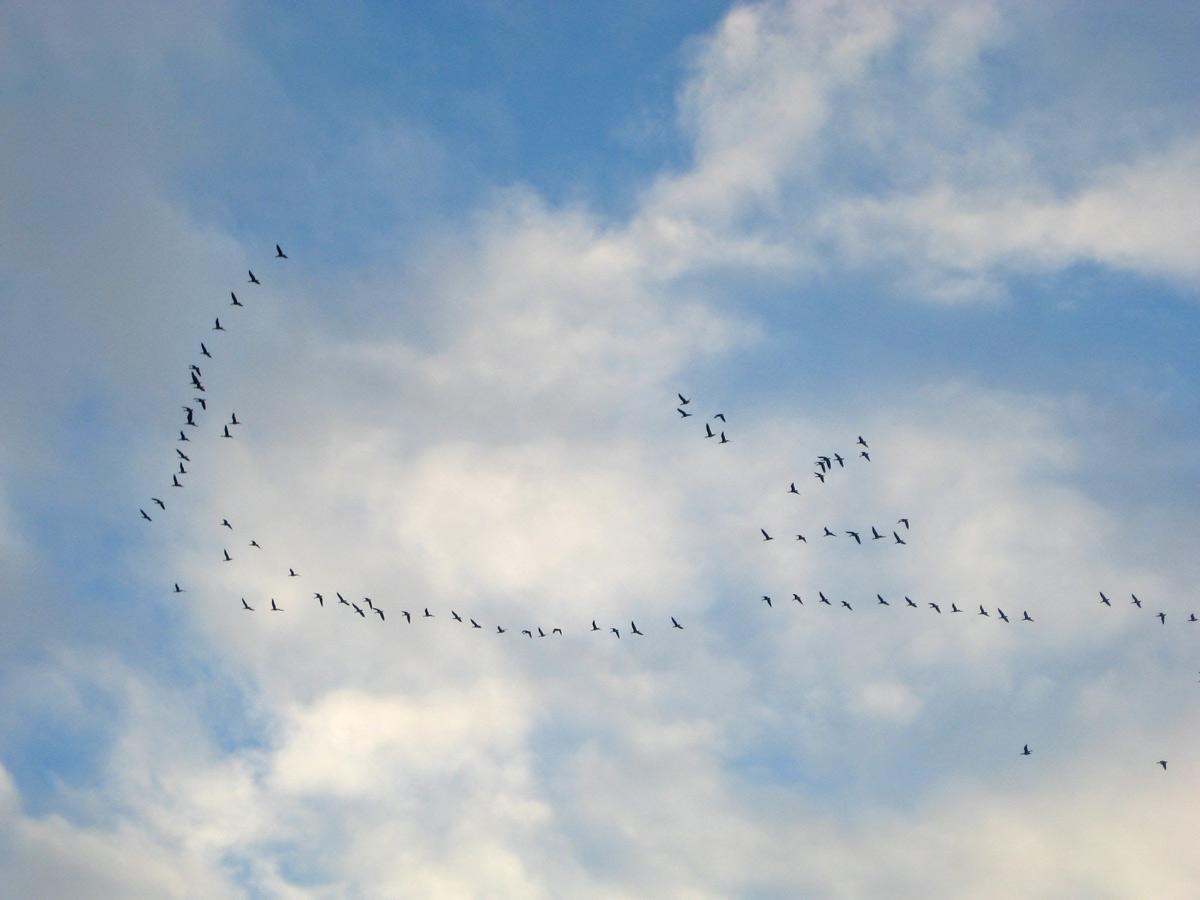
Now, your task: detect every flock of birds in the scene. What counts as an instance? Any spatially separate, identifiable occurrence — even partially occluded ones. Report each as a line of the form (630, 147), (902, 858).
(136, 245), (1182, 771)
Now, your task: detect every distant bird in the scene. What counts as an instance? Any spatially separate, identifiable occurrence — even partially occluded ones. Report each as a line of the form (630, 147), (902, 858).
(1022, 610), (1033, 622)
(288, 568), (299, 577)
(337, 593), (350, 607)
(788, 482), (799, 494)
(223, 549), (232, 562)
(678, 393), (690, 406)
(761, 595), (772, 607)
(677, 407), (692, 418)
(1157, 612), (1166, 625)
(819, 592), (832, 606)
(795, 534), (807, 542)
(952, 603), (962, 613)
(242, 598), (253, 611)
(352, 604), (365, 618)
(229, 412), (240, 426)
(470, 618), (481, 628)
(877, 594), (889, 606)
(897, 518), (909, 529)
(1157, 760), (1168, 770)
(840, 600), (853, 611)
(538, 628), (547, 637)
(275, 244), (287, 259)
(998, 609), (1010, 623)
(671, 617), (683, 629)
(194, 397), (206, 410)
(172, 474), (182, 488)
(200, 342), (212, 359)
(1099, 592), (1112, 606)
(249, 540), (261, 549)
(451, 610), (463, 622)
(213, 318), (225, 331)
(522, 629), (533, 638)
(248, 270), (260, 284)
(929, 603), (941, 614)
(1131, 594), (1142, 608)
(871, 526), (884, 540)
(857, 436), (868, 448)
(704, 423), (715, 439)
(552, 627), (563, 635)
(905, 597), (918, 608)
(834, 453), (844, 468)
(221, 518), (232, 529)
(761, 528), (773, 541)
(591, 620), (599, 632)
(175, 450), (189, 461)
(402, 610), (412, 623)
(221, 425), (233, 439)
(630, 622), (643, 635)
(610, 627), (620, 638)
(230, 292), (242, 307)
(375, 608), (385, 621)
(823, 527), (836, 537)
(718, 432), (728, 444)
(978, 605), (989, 617)
(270, 598), (282, 612)
(1022, 744), (1031, 756)
(792, 593), (804, 605)
(423, 608), (433, 618)
(713, 413), (726, 422)
(893, 531), (906, 545)
(860, 451), (870, 461)
(173, 583), (184, 593)
(189, 365), (201, 376)
(495, 625), (505, 633)
(363, 598), (375, 610)
(814, 471), (825, 483)
(139, 508), (153, 522)
(190, 371), (204, 388)
(183, 406), (196, 426)
(313, 593), (324, 607)
(1189, 614), (1198, 623)
(178, 463), (187, 475)
(152, 497), (165, 509)
(846, 530), (862, 544)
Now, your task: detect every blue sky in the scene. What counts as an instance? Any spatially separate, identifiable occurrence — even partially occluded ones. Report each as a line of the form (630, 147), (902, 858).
(2, 1), (1200, 896)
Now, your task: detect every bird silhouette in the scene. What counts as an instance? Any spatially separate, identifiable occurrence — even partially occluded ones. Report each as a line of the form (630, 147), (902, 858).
(536, 627), (547, 638)
(470, 619), (481, 628)
(402, 610), (412, 623)
(1099, 592), (1112, 606)
(194, 397), (206, 410)
(840, 600), (853, 610)
(451, 610), (463, 622)
(552, 627), (563, 635)
(713, 413), (726, 421)
(221, 425), (233, 439)
(795, 534), (807, 542)
(213, 318), (225, 331)
(375, 608), (385, 621)
(423, 608), (433, 617)
(860, 451), (870, 461)
(704, 423), (715, 439)
(152, 497), (165, 509)
(140, 508), (152, 521)
(871, 526), (884, 540)
(178, 430), (190, 442)
(877, 594), (890, 606)
(230, 291), (242, 306)
(200, 342), (212, 359)
(591, 620), (599, 632)
(313, 593), (324, 606)
(352, 604), (365, 618)
(610, 627), (620, 638)
(819, 592), (832, 606)
(905, 597), (918, 608)
(678, 393), (690, 405)
(221, 518), (232, 529)
(496, 625), (505, 633)
(172, 474), (182, 487)
(275, 244), (287, 259)
(337, 593), (350, 606)
(522, 629), (533, 638)
(178, 463), (188, 475)
(173, 583), (184, 593)
(952, 603), (962, 613)
(270, 598), (282, 612)
(814, 471), (825, 483)
(249, 540), (261, 549)
(929, 602), (941, 614)
(242, 598), (253, 611)
(857, 436), (869, 448)
(788, 482), (799, 494)
(1157, 612), (1166, 625)
(1157, 760), (1168, 771)
(998, 609), (1010, 623)
(761, 595), (772, 607)
(1022, 744), (1031, 756)
(897, 518), (909, 529)
(834, 453), (844, 468)
(363, 598), (375, 610)
(248, 270), (260, 284)
(671, 617), (684, 629)
(792, 593), (803, 605)
(718, 432), (729, 444)
(175, 450), (189, 461)
(677, 407), (692, 418)
(223, 549), (232, 562)
(846, 530), (862, 544)
(761, 528), (773, 541)
(1189, 614), (1198, 623)
(1022, 610), (1033, 622)
(288, 568), (299, 577)
(229, 412), (240, 426)
(823, 527), (836, 537)
(1131, 594), (1142, 608)
(978, 605), (989, 617)
(893, 531), (906, 545)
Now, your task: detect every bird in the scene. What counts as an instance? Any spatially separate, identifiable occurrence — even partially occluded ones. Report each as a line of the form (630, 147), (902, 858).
(213, 318), (225, 331)
(221, 518), (232, 529)
(610, 627), (620, 638)
(1157, 612), (1166, 625)
(402, 610), (412, 623)
(713, 413), (726, 421)
(1189, 614), (1198, 623)
(1156, 760), (1168, 770)
(275, 244), (287, 259)
(552, 627), (563, 635)
(178, 463), (188, 475)
(897, 518), (909, 529)
(337, 593), (350, 607)
(223, 549), (232, 562)
(375, 608), (385, 621)
(200, 342), (212, 359)
(288, 568), (299, 577)
(522, 629), (533, 638)
(189, 365), (201, 376)
(1022, 744), (1031, 756)
(998, 609), (1010, 623)
(952, 603), (962, 613)
(175, 450), (189, 461)
(248, 270), (260, 284)
(893, 531), (906, 545)
(270, 598), (282, 612)
(183, 406), (196, 426)
(761, 528), (773, 541)
(817, 457), (830, 471)
(819, 592), (832, 606)
(470, 619), (481, 628)
(905, 597), (918, 608)
(677, 407), (692, 418)
(857, 436), (869, 448)
(538, 628), (549, 638)
(313, 593), (324, 607)
(221, 425), (233, 439)
(363, 597), (375, 610)
(795, 533), (807, 542)
(194, 397), (206, 410)
(860, 451), (870, 461)
(834, 453), (844, 468)
(241, 598), (253, 611)
(495, 625), (505, 633)
(1131, 594), (1142, 608)
(788, 482), (799, 494)
(671, 617), (683, 629)
(230, 291), (242, 307)
(140, 508), (152, 521)
(877, 594), (890, 606)
(591, 620), (600, 632)
(761, 595), (772, 607)
(704, 423), (715, 439)
(1022, 611), (1033, 622)
(178, 431), (190, 443)
(840, 600), (853, 611)
(451, 610), (463, 622)
(173, 583), (184, 593)
(823, 527), (836, 537)
(929, 602), (941, 614)
(423, 608), (433, 618)
(229, 413), (240, 426)
(871, 526), (884, 540)
(814, 471), (825, 483)
(1099, 592), (1112, 606)
(190, 371), (204, 389)
(677, 393), (690, 405)
(249, 540), (261, 549)
(719, 432), (729, 444)
(846, 530), (862, 544)
(172, 474), (182, 488)
(792, 593), (804, 605)
(978, 605), (989, 617)
(352, 604), (365, 618)
(152, 497), (165, 509)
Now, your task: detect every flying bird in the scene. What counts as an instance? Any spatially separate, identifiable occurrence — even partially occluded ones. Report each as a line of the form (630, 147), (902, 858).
(1099, 592), (1112, 606)
(792, 593), (803, 605)
(221, 425), (233, 439)
(200, 342), (212, 359)
(677, 407), (692, 418)
(270, 598), (282, 612)
(795, 534), (806, 542)
(242, 598), (253, 611)
(175, 450), (189, 461)
(552, 627), (563, 635)
(905, 597), (918, 608)
(470, 618), (481, 628)
(591, 620), (600, 632)
(998, 609), (1010, 623)
(671, 617), (684, 629)
(451, 610), (463, 622)
(857, 436), (869, 448)
(223, 549), (232, 562)
(313, 593), (324, 607)
(496, 625), (505, 633)
(846, 530), (862, 544)
(677, 393), (690, 405)
(363, 598), (375, 610)
(840, 600), (853, 610)
(1022, 744), (1031, 756)
(172, 474), (182, 488)
(1157, 612), (1166, 625)
(352, 603), (365, 618)
(423, 608), (433, 617)
(814, 471), (825, 483)
(152, 497), (165, 509)
(761, 528), (773, 541)
(978, 605), (990, 617)
(178, 463), (187, 475)
(860, 451), (870, 461)
(788, 482), (799, 494)
(221, 518), (232, 529)
(275, 244), (288, 259)
(375, 608), (385, 621)
(194, 397), (206, 410)
(761, 595), (772, 607)
(823, 527), (836, 537)
(704, 423), (715, 439)
(139, 508), (152, 521)
(337, 593), (350, 607)
(402, 610), (412, 623)
(610, 627), (620, 638)
(213, 318), (225, 331)
(249, 540), (261, 549)
(229, 412), (240, 426)
(897, 518), (909, 529)
(952, 603), (962, 613)
(230, 291), (242, 306)
(834, 453), (844, 468)
(248, 270), (260, 284)
(1022, 610), (1033, 622)
(719, 432), (728, 444)
(871, 526), (884, 540)
(713, 413), (726, 422)
(1157, 760), (1168, 771)
(522, 629), (533, 638)
(288, 568), (299, 577)
(1131, 594), (1142, 608)
(1189, 614), (1198, 623)
(893, 531), (906, 545)
(877, 594), (890, 606)
(929, 603), (941, 614)
(819, 592), (832, 606)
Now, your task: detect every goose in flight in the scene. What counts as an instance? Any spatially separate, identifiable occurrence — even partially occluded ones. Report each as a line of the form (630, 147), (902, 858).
(249, 539), (261, 549)
(1021, 744), (1031, 756)
(423, 608), (433, 617)
(363, 598), (375, 610)
(536, 628), (547, 638)
(1157, 760), (1168, 770)
(275, 244), (288, 259)
(819, 592), (832, 606)
(846, 530), (862, 544)
(818, 456), (832, 470)
(230, 291), (242, 307)
(178, 431), (190, 443)
(857, 436), (868, 448)
(183, 406), (196, 426)
(288, 568), (299, 577)
(905, 597), (918, 608)
(610, 627), (620, 638)
(178, 463), (188, 475)
(451, 610), (463, 622)
(795, 534), (807, 542)
(173, 583), (185, 594)
(677, 407), (692, 418)
(871, 526), (885, 540)
(152, 497), (165, 509)
(997, 609), (1010, 623)
(1022, 610), (1033, 622)
(591, 620), (600, 632)
(840, 600), (853, 610)
(337, 593), (350, 607)
(893, 531), (906, 545)
(792, 594), (803, 605)
(823, 527), (836, 537)
(788, 482), (799, 494)
(248, 270), (260, 284)
(522, 629), (533, 638)
(978, 605), (989, 617)
(175, 449), (189, 461)
(375, 608), (385, 621)
(352, 603), (365, 618)
(221, 519), (232, 529)
(313, 593), (324, 607)
(761, 595), (772, 607)
(242, 598), (253, 611)
(713, 413), (726, 421)
(552, 627), (563, 635)
(877, 594), (889, 606)
(704, 423), (715, 439)
(833, 453), (844, 468)
(678, 393), (690, 406)
(860, 451), (870, 461)
(470, 619), (481, 628)
(229, 412), (240, 426)
(270, 598), (283, 612)
(402, 610), (412, 623)
(195, 396), (207, 409)
(630, 622), (643, 635)
(139, 508), (153, 522)
(1099, 592), (1112, 606)
(897, 518), (909, 529)
(929, 602), (941, 614)
(814, 471), (825, 483)
(213, 318), (225, 331)
(172, 474), (183, 488)
(761, 528), (773, 541)
(495, 625), (505, 633)
(1131, 594), (1142, 608)
(1157, 612), (1166, 625)
(221, 425), (233, 439)
(719, 431), (728, 444)
(223, 549), (232, 562)
(951, 603), (962, 613)
(1190, 614), (1198, 623)
(671, 617), (684, 629)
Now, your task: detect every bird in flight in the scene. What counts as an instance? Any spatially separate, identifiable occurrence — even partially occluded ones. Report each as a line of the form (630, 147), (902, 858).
(175, 449), (189, 461)
(194, 397), (206, 410)
(788, 482), (799, 494)
(833, 453), (844, 468)
(792, 593), (803, 605)
(230, 291), (242, 307)
(819, 592), (832, 606)
(1022, 744), (1031, 756)
(677, 407), (692, 418)
(221, 518), (232, 529)
(1189, 614), (1198, 623)
(591, 620), (599, 632)
(814, 471), (825, 483)
(249, 540), (261, 549)
(846, 530), (862, 544)
(997, 609), (1010, 623)
(223, 549), (232, 562)
(713, 413), (726, 422)
(1099, 592), (1112, 606)
(242, 598), (253, 611)
(719, 432), (729, 444)
(140, 508), (152, 521)
(288, 568), (299, 577)
(704, 423), (715, 439)
(671, 617), (684, 629)
(857, 436), (869, 448)
(213, 318), (225, 331)
(178, 462), (188, 475)
(610, 627), (620, 638)
(375, 608), (385, 621)
(630, 622), (643, 635)
(423, 608), (433, 617)
(893, 531), (906, 545)
(761, 595), (772, 607)
(337, 593), (350, 607)
(522, 629), (533, 638)
(678, 393), (690, 405)
(275, 244), (288, 259)
(952, 603), (962, 613)
(248, 270), (260, 284)
(905, 597), (918, 608)
(363, 598), (375, 610)
(221, 425), (233, 439)
(352, 604), (365, 618)
(172, 474), (183, 487)
(877, 594), (889, 606)
(402, 610), (412, 623)
(1157, 760), (1168, 771)
(823, 527), (836, 537)
(871, 526), (885, 540)
(897, 518), (909, 529)
(795, 533), (806, 542)
(313, 593), (324, 607)
(496, 625), (505, 633)
(270, 598), (283, 612)
(929, 602), (941, 614)
(470, 619), (481, 628)
(1157, 612), (1166, 625)
(840, 600), (853, 611)
(1022, 610), (1033, 622)
(761, 528), (773, 541)
(978, 605), (989, 617)
(860, 451), (870, 461)
(1131, 594), (1142, 608)
(152, 497), (165, 509)
(230, 412), (240, 426)
(451, 610), (463, 622)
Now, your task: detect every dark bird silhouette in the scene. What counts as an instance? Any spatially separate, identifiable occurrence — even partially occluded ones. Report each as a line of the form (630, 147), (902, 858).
(1022, 610), (1033, 622)
(270, 598), (282, 612)
(792, 593), (804, 605)
(1157, 760), (1168, 770)
(877, 594), (890, 606)
(671, 617), (683, 629)
(718, 432), (728, 444)
(795, 534), (807, 542)
(871, 526), (884, 540)
(834, 453), (844, 468)
(248, 270), (260, 284)
(929, 602), (941, 614)
(1099, 592), (1112, 606)
(375, 608), (385, 621)
(713, 413), (726, 421)
(893, 531), (906, 545)
(814, 471), (825, 483)
(230, 413), (240, 426)
(470, 619), (481, 628)
(819, 592), (832, 606)
(857, 436), (868, 448)
(352, 603), (365, 618)
(1189, 614), (1198, 623)
(905, 596), (918, 608)
(1131, 594), (1142, 608)
(677, 407), (692, 418)
(860, 451), (870, 461)
(172, 474), (183, 488)
(610, 627), (620, 638)
(897, 518), (909, 529)
(761, 528), (774, 541)
(178, 431), (190, 442)
(423, 608), (433, 618)
(522, 629), (533, 638)
(242, 598), (253, 611)
(139, 508), (152, 521)
(978, 605), (989, 617)
(788, 482), (799, 494)
(152, 497), (165, 509)
(249, 540), (261, 549)
(313, 593), (324, 607)
(819, 456), (832, 469)
(184, 406), (196, 426)
(841, 600), (853, 610)
(189, 364), (202, 376)
(178, 463), (188, 475)
(846, 530), (862, 544)
(230, 291), (242, 307)
(1157, 612), (1166, 625)
(1022, 744), (1031, 756)
(761, 595), (772, 607)
(536, 629), (547, 640)
(190, 371), (204, 389)
(223, 549), (232, 562)
(221, 518), (232, 529)
(213, 318), (225, 331)
(552, 627), (563, 635)
(952, 603), (962, 613)
(402, 610), (412, 623)
(704, 423), (715, 439)
(337, 593), (350, 607)
(175, 450), (189, 461)
(678, 393), (690, 405)
(451, 610), (463, 622)
(174, 583), (184, 593)
(288, 568), (299, 577)
(363, 598), (375, 610)
(823, 527), (836, 537)
(591, 620), (600, 632)
(998, 609), (1010, 623)
(194, 397), (206, 410)
(275, 244), (287, 259)
(496, 625), (505, 633)
(220, 425), (232, 439)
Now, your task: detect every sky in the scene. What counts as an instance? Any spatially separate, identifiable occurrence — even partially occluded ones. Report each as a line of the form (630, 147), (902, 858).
(1, 0), (1199, 896)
